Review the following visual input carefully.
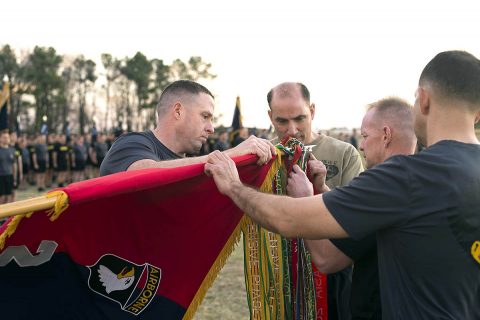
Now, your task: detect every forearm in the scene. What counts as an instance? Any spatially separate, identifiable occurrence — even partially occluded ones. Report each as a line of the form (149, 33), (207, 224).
(226, 182), (349, 239)
(32, 154), (38, 166)
(13, 163), (18, 181)
(305, 239), (352, 274)
(128, 155), (209, 171)
(17, 158), (23, 176)
(227, 182), (294, 236)
(52, 153), (58, 167)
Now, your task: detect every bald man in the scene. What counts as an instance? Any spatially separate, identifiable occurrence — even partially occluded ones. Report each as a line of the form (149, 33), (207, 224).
(267, 82), (364, 320)
(100, 80), (276, 176)
(206, 50), (480, 319)
(288, 97), (417, 319)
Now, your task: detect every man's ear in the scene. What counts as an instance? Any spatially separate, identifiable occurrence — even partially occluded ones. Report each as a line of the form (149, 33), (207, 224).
(173, 102), (182, 119)
(418, 87), (430, 115)
(268, 109), (273, 122)
(383, 126), (392, 147)
(310, 103), (316, 120)
(474, 111), (480, 124)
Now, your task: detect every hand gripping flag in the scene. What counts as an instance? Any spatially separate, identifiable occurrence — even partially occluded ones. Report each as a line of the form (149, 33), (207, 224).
(0, 154), (280, 319)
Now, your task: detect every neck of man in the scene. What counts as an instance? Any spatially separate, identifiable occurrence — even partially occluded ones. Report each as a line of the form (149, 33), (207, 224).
(426, 106), (479, 146)
(152, 125), (185, 156)
(384, 143), (416, 161)
(305, 131), (320, 145)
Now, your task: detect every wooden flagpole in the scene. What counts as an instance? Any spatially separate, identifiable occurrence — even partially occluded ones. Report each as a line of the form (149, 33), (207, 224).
(0, 195), (58, 219)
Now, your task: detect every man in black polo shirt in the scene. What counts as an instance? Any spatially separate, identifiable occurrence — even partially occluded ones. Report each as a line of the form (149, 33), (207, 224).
(291, 97), (417, 319)
(205, 50), (480, 319)
(100, 80), (276, 177)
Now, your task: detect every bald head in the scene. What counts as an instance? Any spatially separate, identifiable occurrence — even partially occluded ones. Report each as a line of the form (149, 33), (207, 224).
(266, 82), (318, 143)
(367, 97), (416, 144)
(267, 82), (310, 108)
(361, 97), (416, 168)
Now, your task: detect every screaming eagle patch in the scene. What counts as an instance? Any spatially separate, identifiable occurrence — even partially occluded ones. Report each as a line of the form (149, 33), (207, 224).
(471, 241), (480, 265)
(87, 254), (161, 315)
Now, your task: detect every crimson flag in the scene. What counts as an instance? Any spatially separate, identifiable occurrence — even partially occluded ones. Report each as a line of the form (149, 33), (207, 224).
(0, 154), (272, 319)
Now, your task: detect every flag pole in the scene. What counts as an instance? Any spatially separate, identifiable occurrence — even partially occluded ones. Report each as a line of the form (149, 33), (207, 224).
(0, 195), (58, 219)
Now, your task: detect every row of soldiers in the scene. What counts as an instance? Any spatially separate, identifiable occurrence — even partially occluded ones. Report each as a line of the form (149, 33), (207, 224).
(0, 131), (114, 205)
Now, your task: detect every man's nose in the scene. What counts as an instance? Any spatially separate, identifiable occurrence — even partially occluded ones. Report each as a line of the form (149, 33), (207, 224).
(286, 122), (298, 136)
(206, 122), (214, 134)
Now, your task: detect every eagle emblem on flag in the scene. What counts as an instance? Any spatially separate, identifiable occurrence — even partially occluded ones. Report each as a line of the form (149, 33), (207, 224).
(88, 254), (161, 315)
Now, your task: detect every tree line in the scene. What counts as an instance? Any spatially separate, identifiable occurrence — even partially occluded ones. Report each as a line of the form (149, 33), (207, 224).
(0, 44), (216, 135)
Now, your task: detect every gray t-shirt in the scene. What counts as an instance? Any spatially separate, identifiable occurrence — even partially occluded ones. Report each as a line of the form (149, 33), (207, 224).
(34, 143), (48, 162)
(324, 140), (480, 319)
(99, 131), (181, 176)
(94, 142), (109, 159)
(0, 147), (15, 176)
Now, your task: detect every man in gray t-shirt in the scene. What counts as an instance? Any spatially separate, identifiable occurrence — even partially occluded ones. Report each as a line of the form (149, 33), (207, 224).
(100, 80), (276, 177)
(0, 131), (17, 205)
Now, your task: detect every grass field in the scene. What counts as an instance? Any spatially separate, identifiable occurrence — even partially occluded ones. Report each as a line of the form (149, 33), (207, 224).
(14, 186), (250, 320)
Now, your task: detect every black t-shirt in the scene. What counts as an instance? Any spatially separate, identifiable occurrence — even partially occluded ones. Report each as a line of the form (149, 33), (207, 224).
(331, 236), (381, 320)
(99, 131), (181, 176)
(48, 143), (55, 166)
(54, 143), (70, 166)
(34, 143), (48, 162)
(323, 140), (480, 319)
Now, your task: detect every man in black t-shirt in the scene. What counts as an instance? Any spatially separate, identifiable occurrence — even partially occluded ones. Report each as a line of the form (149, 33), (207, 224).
(292, 97), (417, 320)
(53, 134), (70, 187)
(32, 134), (48, 192)
(205, 51), (480, 319)
(100, 80), (276, 177)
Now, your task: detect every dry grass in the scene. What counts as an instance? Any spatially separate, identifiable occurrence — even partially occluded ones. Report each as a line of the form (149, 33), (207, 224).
(193, 243), (249, 320)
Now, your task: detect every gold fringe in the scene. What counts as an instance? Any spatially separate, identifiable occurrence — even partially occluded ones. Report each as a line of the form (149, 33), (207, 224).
(182, 218), (244, 320)
(0, 212), (33, 250)
(259, 149), (283, 194)
(45, 191), (70, 221)
(183, 152), (283, 320)
(0, 191), (69, 251)
(241, 149), (283, 320)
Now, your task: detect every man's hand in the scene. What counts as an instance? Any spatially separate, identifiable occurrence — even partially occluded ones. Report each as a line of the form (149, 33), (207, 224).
(287, 165), (314, 197)
(224, 135), (276, 165)
(205, 150), (242, 196)
(308, 154), (330, 193)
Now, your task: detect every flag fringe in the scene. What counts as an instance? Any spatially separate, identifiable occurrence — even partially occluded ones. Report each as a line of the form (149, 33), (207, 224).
(0, 191), (69, 250)
(182, 216), (244, 320)
(242, 149), (283, 320)
(0, 212), (32, 250)
(45, 191), (69, 221)
(183, 151), (282, 320)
